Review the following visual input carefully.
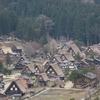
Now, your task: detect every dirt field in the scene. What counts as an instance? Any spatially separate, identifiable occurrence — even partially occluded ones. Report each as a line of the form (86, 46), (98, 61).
(32, 89), (87, 100)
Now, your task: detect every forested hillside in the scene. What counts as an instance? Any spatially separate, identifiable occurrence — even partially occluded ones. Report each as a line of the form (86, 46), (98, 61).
(0, 0), (100, 45)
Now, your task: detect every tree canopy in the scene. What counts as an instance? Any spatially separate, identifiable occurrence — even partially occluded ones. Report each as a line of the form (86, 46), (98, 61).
(0, 0), (100, 45)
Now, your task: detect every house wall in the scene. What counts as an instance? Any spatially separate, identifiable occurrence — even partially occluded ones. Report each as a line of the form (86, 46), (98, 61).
(22, 68), (31, 74)
(68, 48), (76, 57)
(46, 55), (50, 60)
(46, 66), (57, 76)
(15, 64), (25, 69)
(61, 55), (66, 61)
(5, 83), (22, 96)
(44, 63), (49, 69)
(62, 44), (69, 50)
(36, 76), (47, 86)
(51, 58), (57, 63)
(34, 66), (40, 73)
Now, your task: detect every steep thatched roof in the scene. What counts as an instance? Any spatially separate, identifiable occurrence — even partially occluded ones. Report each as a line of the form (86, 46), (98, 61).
(21, 64), (36, 74)
(66, 41), (82, 56)
(58, 49), (75, 61)
(36, 73), (49, 82)
(34, 64), (44, 73)
(5, 78), (26, 94)
(46, 63), (64, 76)
(53, 55), (62, 63)
(1, 46), (12, 54)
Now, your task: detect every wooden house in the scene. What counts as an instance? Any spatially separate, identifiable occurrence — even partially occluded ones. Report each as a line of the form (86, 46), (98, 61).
(0, 74), (3, 82)
(21, 64), (36, 76)
(85, 46), (93, 53)
(34, 50), (44, 59)
(0, 82), (5, 89)
(15, 75), (33, 88)
(50, 55), (62, 64)
(42, 60), (50, 69)
(0, 46), (12, 61)
(15, 75), (29, 82)
(34, 64), (44, 76)
(61, 41), (82, 58)
(61, 43), (69, 51)
(11, 45), (23, 54)
(74, 72), (97, 88)
(5, 78), (26, 97)
(78, 59), (89, 69)
(17, 56), (27, 63)
(58, 63), (67, 69)
(85, 58), (94, 65)
(0, 74), (4, 89)
(46, 63), (64, 81)
(15, 56), (30, 69)
(15, 63), (27, 69)
(60, 52), (75, 62)
(85, 45), (100, 56)
(0, 46), (12, 55)
(45, 53), (51, 60)
(68, 43), (82, 58)
(9, 52), (20, 65)
(36, 73), (49, 86)
(68, 65), (77, 70)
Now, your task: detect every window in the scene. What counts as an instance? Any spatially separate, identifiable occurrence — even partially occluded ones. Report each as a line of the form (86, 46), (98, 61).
(62, 67), (64, 69)
(52, 71), (54, 74)
(13, 85), (15, 87)
(39, 77), (42, 80)
(53, 58), (56, 61)
(62, 56), (65, 61)
(73, 54), (75, 56)
(15, 88), (17, 90)
(35, 68), (38, 70)
(50, 68), (52, 71)
(22, 58), (24, 60)
(26, 68), (28, 70)
(11, 88), (13, 90)
(28, 70), (31, 73)
(12, 96), (15, 99)
(47, 71), (50, 74)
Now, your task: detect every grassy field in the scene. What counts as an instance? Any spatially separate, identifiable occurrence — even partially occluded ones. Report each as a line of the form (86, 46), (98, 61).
(31, 89), (87, 100)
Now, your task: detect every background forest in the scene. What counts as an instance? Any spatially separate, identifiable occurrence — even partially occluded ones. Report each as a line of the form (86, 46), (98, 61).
(0, 0), (100, 45)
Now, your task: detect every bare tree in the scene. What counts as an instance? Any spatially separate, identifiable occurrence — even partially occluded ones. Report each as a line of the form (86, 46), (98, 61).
(36, 14), (55, 34)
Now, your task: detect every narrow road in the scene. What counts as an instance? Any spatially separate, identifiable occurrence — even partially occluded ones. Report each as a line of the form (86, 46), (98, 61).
(30, 88), (50, 99)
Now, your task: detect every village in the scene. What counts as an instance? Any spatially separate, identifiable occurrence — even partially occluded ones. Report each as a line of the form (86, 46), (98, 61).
(0, 36), (100, 100)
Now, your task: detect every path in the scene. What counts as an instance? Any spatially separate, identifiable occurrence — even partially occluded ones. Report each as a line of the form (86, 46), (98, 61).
(30, 88), (49, 99)
(64, 81), (73, 89)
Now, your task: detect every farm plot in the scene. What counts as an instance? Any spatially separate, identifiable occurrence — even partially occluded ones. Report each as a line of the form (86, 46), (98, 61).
(32, 89), (87, 100)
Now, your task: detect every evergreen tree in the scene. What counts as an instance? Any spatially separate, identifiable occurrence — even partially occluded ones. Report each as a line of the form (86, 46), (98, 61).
(6, 53), (11, 67)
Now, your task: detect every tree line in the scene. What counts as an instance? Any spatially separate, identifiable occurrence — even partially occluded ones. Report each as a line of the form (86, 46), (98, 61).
(0, 0), (100, 45)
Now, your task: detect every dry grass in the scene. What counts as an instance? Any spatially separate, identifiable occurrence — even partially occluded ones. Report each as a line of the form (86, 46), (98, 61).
(31, 89), (87, 100)
(4, 77), (12, 82)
